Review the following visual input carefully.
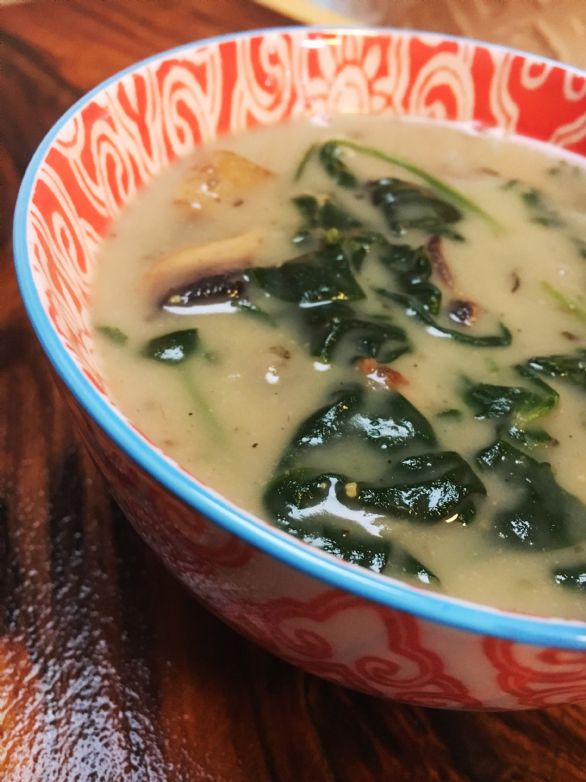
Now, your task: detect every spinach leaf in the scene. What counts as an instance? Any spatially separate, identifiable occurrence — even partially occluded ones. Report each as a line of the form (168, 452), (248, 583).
(541, 282), (586, 328)
(400, 552), (439, 585)
(318, 141), (360, 188)
(231, 298), (276, 325)
(143, 329), (198, 364)
(506, 426), (558, 449)
(526, 348), (586, 392)
(356, 451), (485, 523)
(376, 289), (512, 347)
(302, 302), (410, 364)
(379, 242), (442, 314)
(249, 244), (365, 306)
(96, 325), (128, 345)
(338, 231), (385, 272)
(462, 372), (558, 427)
(368, 177), (463, 239)
(292, 194), (362, 232)
(265, 471), (390, 572)
(294, 143), (318, 181)
(476, 440), (586, 550)
(315, 139), (499, 229)
(281, 385), (436, 466)
(265, 469), (439, 581)
(265, 384), (485, 571)
(521, 187), (563, 228)
(552, 564), (586, 592)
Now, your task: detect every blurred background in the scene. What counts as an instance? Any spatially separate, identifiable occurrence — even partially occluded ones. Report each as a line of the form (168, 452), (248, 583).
(255, 0), (586, 68)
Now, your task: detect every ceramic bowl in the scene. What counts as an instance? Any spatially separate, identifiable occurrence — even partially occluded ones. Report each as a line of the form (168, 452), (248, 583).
(14, 27), (586, 710)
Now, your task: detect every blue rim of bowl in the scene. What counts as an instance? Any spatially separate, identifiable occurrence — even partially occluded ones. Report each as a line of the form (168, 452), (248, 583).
(13, 26), (586, 650)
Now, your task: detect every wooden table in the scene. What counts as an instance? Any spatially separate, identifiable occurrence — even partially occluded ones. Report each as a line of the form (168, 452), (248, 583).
(1, 1), (586, 779)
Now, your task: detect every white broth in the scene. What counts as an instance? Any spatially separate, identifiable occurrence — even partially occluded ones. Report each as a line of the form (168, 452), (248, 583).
(92, 116), (586, 618)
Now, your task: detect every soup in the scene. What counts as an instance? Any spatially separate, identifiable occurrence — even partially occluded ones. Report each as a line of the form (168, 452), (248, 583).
(92, 116), (586, 619)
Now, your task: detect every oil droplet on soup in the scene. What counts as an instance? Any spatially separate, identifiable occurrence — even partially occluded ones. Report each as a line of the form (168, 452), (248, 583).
(92, 116), (586, 619)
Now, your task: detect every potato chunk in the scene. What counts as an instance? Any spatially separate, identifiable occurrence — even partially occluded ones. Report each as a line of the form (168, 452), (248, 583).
(175, 150), (273, 215)
(142, 228), (263, 304)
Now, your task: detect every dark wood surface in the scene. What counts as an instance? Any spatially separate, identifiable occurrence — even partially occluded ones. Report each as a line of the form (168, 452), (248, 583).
(1, 1), (586, 779)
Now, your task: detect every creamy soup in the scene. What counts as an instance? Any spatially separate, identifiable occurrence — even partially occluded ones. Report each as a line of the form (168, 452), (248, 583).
(92, 116), (586, 619)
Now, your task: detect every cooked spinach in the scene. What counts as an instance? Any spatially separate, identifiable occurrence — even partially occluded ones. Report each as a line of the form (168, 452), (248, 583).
(292, 194), (362, 233)
(280, 384), (436, 467)
(462, 370), (558, 427)
(96, 325), (128, 345)
(525, 348), (586, 392)
(249, 244), (365, 306)
(506, 426), (558, 449)
(293, 143), (318, 181)
(264, 468), (438, 581)
(552, 564), (586, 592)
(476, 440), (586, 550)
(143, 329), (198, 364)
(368, 177), (463, 239)
(264, 384), (485, 572)
(264, 470), (390, 572)
(541, 282), (586, 328)
(318, 141), (360, 188)
(521, 187), (563, 228)
(314, 139), (499, 228)
(357, 451), (485, 523)
(302, 302), (410, 364)
(379, 242), (442, 314)
(376, 289), (512, 347)
(231, 298), (276, 325)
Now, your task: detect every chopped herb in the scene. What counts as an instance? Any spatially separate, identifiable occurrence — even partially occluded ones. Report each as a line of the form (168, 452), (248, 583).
(96, 325), (128, 345)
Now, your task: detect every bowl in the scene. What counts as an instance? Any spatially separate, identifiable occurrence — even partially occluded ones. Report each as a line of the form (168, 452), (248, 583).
(14, 27), (586, 710)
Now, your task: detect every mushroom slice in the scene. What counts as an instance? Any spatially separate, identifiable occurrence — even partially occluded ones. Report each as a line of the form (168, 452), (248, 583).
(142, 228), (264, 306)
(175, 150), (273, 215)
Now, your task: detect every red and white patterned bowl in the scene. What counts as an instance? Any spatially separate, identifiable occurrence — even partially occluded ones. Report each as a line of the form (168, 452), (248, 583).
(14, 27), (586, 710)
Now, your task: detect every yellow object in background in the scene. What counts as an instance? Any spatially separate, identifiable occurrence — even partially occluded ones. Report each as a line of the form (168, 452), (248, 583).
(254, 0), (586, 70)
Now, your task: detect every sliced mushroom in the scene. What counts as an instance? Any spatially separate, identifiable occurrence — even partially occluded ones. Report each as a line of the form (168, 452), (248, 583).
(175, 150), (273, 215)
(141, 228), (264, 305)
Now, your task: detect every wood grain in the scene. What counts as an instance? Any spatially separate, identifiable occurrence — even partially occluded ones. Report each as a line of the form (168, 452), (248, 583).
(1, 1), (585, 779)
